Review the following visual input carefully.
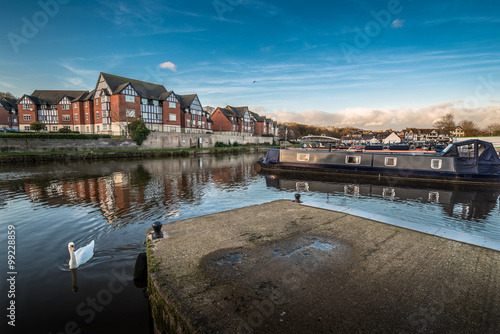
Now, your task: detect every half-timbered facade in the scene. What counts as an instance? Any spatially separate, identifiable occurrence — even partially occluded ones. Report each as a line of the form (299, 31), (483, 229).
(12, 72), (276, 137)
(17, 90), (88, 132)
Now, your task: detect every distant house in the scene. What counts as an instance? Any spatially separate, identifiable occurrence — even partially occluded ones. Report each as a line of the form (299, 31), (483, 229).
(250, 111), (267, 135)
(382, 132), (402, 144)
(0, 97), (19, 130)
(211, 105), (255, 135)
(450, 126), (465, 137)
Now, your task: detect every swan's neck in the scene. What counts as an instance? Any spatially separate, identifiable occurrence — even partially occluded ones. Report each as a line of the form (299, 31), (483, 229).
(69, 249), (77, 269)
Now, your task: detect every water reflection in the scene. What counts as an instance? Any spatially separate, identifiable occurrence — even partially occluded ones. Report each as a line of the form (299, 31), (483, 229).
(263, 174), (500, 223)
(0, 154), (260, 229)
(71, 269), (78, 293)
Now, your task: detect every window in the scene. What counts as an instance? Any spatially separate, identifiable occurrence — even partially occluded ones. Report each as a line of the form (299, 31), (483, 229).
(86, 113), (89, 120)
(52, 126), (57, 131)
(62, 115), (70, 121)
(86, 126), (90, 132)
(85, 102), (88, 107)
(297, 154), (310, 162)
(384, 157), (397, 167)
(431, 159), (442, 169)
(24, 126), (30, 131)
(169, 102), (176, 108)
(74, 103), (78, 108)
(141, 98), (148, 105)
(186, 119), (191, 127)
(13, 118), (17, 124)
(95, 99), (99, 105)
(74, 114), (78, 121)
(169, 113), (176, 121)
(345, 156), (361, 164)
(153, 100), (159, 106)
(75, 126), (79, 132)
(126, 109), (135, 117)
(126, 95), (135, 103)
(96, 112), (100, 120)
(23, 115), (31, 121)
(97, 125), (100, 132)
(23, 104), (30, 110)
(51, 105), (57, 109)
(62, 105), (70, 110)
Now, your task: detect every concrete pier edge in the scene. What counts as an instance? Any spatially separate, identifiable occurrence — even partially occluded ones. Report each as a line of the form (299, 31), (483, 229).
(303, 200), (500, 251)
(146, 199), (500, 333)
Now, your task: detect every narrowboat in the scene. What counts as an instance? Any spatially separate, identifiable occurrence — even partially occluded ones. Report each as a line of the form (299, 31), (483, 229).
(258, 139), (500, 184)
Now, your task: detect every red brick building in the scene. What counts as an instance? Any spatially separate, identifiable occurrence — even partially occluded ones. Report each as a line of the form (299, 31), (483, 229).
(0, 97), (19, 131)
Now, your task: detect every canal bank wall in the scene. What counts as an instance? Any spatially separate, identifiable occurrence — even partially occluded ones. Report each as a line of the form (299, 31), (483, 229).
(0, 133), (273, 153)
(0, 146), (267, 164)
(146, 200), (500, 334)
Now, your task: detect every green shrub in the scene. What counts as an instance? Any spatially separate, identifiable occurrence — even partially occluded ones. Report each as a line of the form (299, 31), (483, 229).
(214, 141), (227, 147)
(58, 127), (72, 133)
(127, 119), (151, 146)
(30, 121), (46, 132)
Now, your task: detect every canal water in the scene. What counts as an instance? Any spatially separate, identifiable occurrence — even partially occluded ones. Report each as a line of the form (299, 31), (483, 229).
(1, 152), (499, 333)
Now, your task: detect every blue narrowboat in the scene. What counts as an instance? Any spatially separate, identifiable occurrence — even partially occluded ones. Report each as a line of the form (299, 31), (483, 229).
(258, 139), (500, 184)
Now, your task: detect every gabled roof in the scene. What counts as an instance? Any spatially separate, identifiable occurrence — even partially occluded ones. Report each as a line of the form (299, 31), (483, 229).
(30, 90), (88, 105)
(99, 73), (168, 100)
(176, 94), (197, 109)
(250, 111), (265, 122)
(227, 106), (249, 118)
(0, 98), (18, 111)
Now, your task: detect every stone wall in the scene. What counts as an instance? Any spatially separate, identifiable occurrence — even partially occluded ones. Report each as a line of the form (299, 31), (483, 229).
(0, 137), (138, 152)
(140, 132), (273, 149)
(0, 133), (273, 152)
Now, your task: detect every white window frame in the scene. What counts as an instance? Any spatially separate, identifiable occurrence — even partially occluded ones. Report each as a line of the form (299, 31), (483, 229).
(95, 99), (99, 105)
(126, 109), (135, 117)
(345, 156), (361, 165)
(96, 111), (100, 120)
(431, 159), (442, 169)
(62, 105), (70, 110)
(62, 115), (70, 121)
(384, 157), (397, 167)
(125, 95), (135, 103)
(297, 154), (310, 162)
(74, 114), (78, 121)
(169, 102), (176, 108)
(169, 113), (176, 121)
(23, 114), (31, 121)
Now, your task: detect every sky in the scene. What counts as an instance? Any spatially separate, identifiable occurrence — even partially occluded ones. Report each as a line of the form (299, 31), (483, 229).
(1, 0), (500, 130)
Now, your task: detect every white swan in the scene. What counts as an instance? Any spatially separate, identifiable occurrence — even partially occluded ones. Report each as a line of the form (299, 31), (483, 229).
(68, 240), (95, 269)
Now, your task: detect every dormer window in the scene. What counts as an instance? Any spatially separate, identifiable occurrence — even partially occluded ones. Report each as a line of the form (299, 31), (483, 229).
(141, 98), (148, 105)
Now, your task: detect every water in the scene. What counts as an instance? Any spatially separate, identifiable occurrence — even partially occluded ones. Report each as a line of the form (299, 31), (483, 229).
(0, 152), (499, 333)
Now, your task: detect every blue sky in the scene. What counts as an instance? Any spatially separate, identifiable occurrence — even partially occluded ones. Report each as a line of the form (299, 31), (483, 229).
(1, 0), (500, 130)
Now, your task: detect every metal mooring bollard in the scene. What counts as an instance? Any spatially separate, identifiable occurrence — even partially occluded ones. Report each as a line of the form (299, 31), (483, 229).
(152, 221), (164, 239)
(294, 193), (302, 203)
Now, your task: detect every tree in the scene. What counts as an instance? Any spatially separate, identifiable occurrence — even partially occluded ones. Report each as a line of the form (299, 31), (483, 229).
(484, 123), (500, 136)
(127, 119), (151, 145)
(30, 121), (46, 132)
(434, 113), (456, 134)
(0, 91), (16, 99)
(458, 120), (480, 137)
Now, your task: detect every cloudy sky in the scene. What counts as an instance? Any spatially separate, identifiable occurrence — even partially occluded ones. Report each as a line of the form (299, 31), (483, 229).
(1, 0), (499, 130)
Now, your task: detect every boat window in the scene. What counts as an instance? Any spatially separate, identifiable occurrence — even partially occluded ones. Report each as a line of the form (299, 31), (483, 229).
(345, 156), (361, 164)
(384, 157), (397, 167)
(458, 144), (475, 158)
(431, 159), (442, 169)
(297, 153), (310, 162)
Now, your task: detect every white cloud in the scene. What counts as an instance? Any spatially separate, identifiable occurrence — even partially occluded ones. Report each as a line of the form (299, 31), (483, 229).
(159, 61), (177, 72)
(266, 102), (500, 130)
(391, 19), (405, 28)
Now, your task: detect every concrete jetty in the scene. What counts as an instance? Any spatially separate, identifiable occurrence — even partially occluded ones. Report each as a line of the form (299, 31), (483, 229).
(146, 200), (500, 333)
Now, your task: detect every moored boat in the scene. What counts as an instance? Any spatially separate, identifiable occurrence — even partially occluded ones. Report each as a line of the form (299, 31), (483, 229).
(258, 139), (500, 184)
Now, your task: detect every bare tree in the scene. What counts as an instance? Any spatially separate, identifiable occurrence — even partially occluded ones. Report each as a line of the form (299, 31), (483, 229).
(434, 113), (456, 134)
(459, 120), (480, 136)
(0, 91), (17, 99)
(484, 123), (500, 136)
